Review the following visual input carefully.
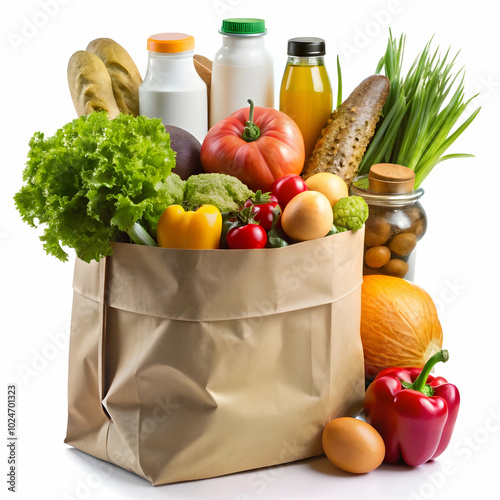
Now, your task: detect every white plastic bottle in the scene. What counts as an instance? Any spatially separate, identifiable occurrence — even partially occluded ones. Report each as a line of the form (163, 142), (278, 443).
(210, 18), (274, 128)
(139, 33), (207, 143)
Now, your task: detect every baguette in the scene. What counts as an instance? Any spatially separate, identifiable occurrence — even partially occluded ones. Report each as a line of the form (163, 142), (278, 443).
(67, 51), (120, 118)
(86, 38), (142, 116)
(302, 75), (390, 187)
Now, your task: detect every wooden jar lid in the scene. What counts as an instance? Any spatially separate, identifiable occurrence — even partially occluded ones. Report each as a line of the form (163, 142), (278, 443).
(368, 163), (415, 193)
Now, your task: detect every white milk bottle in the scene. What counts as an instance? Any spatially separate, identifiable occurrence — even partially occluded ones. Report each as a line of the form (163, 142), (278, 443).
(139, 33), (207, 143)
(210, 18), (274, 128)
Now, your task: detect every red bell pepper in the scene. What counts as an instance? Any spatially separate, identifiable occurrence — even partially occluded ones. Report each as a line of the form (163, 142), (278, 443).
(363, 350), (460, 467)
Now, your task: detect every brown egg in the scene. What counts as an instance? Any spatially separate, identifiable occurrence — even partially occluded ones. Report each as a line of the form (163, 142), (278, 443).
(322, 417), (385, 474)
(383, 258), (409, 278)
(388, 232), (417, 256)
(365, 246), (391, 268)
(281, 191), (333, 241)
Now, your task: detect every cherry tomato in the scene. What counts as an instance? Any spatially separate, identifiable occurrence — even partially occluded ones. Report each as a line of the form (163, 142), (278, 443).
(251, 202), (280, 231)
(271, 174), (308, 207)
(227, 224), (267, 249)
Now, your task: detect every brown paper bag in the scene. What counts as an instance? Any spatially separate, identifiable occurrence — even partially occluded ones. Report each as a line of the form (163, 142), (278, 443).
(65, 229), (365, 485)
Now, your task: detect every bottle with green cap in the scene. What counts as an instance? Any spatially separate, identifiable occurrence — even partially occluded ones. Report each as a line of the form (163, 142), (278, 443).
(210, 18), (274, 128)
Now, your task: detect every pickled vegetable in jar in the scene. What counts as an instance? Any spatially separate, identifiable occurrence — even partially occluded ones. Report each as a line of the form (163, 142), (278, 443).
(279, 37), (333, 161)
(350, 164), (427, 281)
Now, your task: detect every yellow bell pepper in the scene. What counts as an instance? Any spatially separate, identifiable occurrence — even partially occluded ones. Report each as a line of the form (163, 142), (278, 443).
(157, 204), (222, 249)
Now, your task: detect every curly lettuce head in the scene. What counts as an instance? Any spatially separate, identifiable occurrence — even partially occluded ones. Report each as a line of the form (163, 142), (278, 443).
(14, 112), (177, 263)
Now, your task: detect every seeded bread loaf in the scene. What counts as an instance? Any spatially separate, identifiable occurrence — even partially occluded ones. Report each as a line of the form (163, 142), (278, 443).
(302, 75), (390, 187)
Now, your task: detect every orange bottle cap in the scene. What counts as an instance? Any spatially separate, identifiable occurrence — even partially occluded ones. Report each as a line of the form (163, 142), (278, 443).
(147, 33), (195, 53)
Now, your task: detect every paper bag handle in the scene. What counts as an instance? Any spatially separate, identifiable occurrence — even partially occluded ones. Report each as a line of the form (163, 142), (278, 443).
(98, 256), (111, 420)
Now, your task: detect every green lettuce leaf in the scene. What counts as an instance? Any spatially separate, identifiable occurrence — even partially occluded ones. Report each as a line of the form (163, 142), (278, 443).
(14, 112), (177, 263)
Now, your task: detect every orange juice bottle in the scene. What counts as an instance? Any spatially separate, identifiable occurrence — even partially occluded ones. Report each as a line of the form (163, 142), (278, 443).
(279, 38), (333, 162)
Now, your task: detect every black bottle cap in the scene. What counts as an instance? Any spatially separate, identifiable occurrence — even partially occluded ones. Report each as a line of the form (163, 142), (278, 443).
(287, 37), (326, 57)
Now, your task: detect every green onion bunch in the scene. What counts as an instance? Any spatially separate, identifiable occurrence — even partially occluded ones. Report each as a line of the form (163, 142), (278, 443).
(358, 31), (480, 188)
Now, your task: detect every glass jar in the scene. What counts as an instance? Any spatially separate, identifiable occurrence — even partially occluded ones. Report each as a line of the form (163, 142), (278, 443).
(351, 175), (427, 281)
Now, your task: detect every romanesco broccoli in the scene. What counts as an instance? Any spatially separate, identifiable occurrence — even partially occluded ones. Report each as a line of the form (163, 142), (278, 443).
(333, 196), (369, 231)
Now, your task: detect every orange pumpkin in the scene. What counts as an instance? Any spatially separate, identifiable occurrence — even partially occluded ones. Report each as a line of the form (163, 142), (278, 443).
(361, 275), (443, 380)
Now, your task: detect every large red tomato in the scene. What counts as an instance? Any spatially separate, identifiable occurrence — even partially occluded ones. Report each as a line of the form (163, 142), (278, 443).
(200, 99), (305, 192)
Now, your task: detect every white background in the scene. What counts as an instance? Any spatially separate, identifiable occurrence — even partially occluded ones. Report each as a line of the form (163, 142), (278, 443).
(1, 1), (499, 499)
